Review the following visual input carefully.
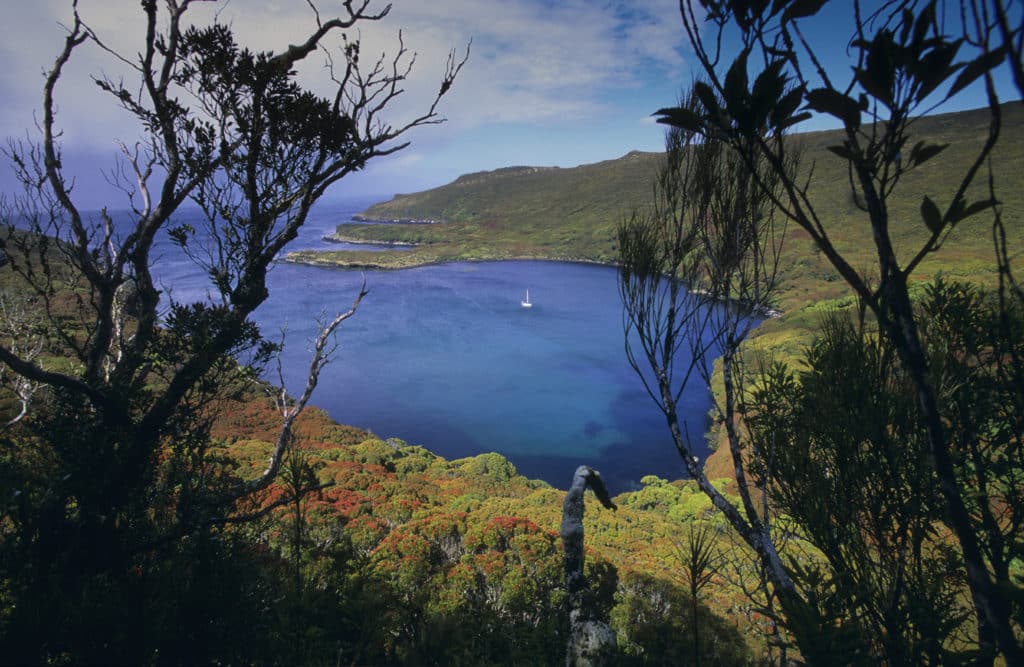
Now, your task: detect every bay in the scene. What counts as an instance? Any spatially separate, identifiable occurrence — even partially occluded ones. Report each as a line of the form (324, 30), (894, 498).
(255, 199), (715, 495)
(84, 199), (718, 494)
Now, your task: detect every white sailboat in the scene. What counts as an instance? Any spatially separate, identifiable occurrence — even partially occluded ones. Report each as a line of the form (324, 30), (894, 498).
(521, 289), (533, 308)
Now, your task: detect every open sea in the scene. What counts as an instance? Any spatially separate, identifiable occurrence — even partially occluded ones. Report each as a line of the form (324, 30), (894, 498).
(113, 198), (720, 494)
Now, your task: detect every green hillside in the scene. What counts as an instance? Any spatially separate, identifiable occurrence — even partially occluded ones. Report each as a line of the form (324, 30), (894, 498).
(288, 104), (1023, 357)
(291, 152), (660, 268)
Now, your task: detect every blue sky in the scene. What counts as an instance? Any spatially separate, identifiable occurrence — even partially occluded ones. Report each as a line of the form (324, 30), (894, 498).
(0, 1), (1017, 208)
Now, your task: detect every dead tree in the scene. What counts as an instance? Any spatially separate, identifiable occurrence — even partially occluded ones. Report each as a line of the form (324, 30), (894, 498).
(0, 0), (464, 522)
(561, 465), (618, 667)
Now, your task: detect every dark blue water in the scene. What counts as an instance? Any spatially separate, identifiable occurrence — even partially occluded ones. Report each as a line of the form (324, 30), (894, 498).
(259, 258), (716, 493)
(75, 200), (719, 493)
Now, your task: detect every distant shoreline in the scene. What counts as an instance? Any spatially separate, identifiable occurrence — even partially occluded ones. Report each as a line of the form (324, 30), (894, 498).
(282, 251), (782, 318)
(283, 249), (613, 272)
(350, 215), (443, 225)
(323, 233), (420, 248)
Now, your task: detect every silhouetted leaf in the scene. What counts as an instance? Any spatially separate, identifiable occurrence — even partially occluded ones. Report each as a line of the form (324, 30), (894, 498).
(909, 141), (948, 167)
(781, 0), (827, 22)
(863, 30), (895, 107)
(948, 47), (1007, 98)
(691, 80), (713, 108)
(947, 197), (999, 224)
(898, 8), (914, 45)
(912, 2), (936, 52)
(724, 50), (750, 111)
(915, 39), (962, 102)
(751, 60), (787, 127)
(920, 195), (943, 234)
(770, 85), (805, 130)
(805, 88), (861, 128)
(655, 107), (702, 132)
(777, 110), (811, 129)
(854, 67), (885, 107)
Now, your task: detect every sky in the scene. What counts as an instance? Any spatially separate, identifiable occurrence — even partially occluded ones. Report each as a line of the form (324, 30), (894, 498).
(0, 0), (1017, 208)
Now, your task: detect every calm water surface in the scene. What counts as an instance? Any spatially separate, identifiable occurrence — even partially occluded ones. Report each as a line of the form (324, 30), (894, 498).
(146, 199), (716, 493)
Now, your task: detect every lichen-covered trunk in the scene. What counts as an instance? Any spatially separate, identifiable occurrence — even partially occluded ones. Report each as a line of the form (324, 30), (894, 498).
(561, 465), (617, 667)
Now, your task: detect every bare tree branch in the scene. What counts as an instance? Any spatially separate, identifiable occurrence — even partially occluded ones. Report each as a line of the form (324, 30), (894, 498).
(235, 278), (368, 497)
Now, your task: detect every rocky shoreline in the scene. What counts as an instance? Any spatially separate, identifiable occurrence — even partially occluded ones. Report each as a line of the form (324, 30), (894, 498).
(350, 214), (443, 224)
(323, 234), (420, 247)
(284, 248), (615, 273)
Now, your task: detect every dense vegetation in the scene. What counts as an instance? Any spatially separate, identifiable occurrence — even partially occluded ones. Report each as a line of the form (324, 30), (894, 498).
(632, 0), (1023, 663)
(290, 0), (1024, 662)
(1, 0), (1021, 664)
(200, 393), (771, 664)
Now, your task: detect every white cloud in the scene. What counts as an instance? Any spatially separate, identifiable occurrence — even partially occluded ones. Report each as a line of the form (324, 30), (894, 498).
(390, 152), (424, 168)
(382, 1), (687, 127)
(0, 0), (693, 203)
(0, 0), (687, 147)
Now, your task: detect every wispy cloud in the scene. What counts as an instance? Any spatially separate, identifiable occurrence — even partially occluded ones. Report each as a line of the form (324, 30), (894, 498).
(1, 0), (691, 203)
(0, 1), (687, 145)
(382, 1), (686, 128)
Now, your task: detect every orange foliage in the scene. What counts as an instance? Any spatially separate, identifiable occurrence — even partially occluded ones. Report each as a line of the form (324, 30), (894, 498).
(208, 391), (791, 658)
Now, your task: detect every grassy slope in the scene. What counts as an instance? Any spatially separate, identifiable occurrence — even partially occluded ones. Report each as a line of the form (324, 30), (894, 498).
(756, 104), (1024, 359)
(289, 104), (1023, 361)
(287, 152), (660, 268)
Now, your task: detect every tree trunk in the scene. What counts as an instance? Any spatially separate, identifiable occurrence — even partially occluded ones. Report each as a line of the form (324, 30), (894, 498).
(561, 466), (617, 667)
